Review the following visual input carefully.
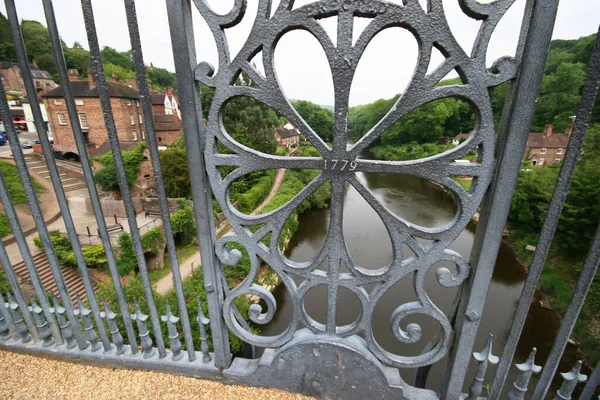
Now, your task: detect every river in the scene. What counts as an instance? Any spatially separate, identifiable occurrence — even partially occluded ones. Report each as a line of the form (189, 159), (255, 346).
(259, 171), (581, 395)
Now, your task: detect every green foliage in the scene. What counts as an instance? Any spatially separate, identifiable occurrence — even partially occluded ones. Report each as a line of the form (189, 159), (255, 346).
(0, 13), (15, 62)
(170, 204), (196, 245)
(100, 46), (134, 71)
(93, 142), (147, 192)
(64, 42), (91, 77)
(33, 231), (107, 270)
(370, 142), (455, 161)
(292, 100), (334, 142)
(275, 146), (287, 156)
(141, 227), (164, 252)
(0, 213), (10, 237)
(159, 147), (190, 198)
(103, 62), (135, 82)
(146, 64), (178, 90)
(116, 232), (137, 276)
(236, 171), (275, 213)
(0, 160), (46, 203)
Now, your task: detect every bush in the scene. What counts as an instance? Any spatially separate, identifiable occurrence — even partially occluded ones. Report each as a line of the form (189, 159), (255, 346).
(93, 142), (147, 192)
(33, 231), (107, 270)
(0, 213), (10, 237)
(170, 204), (196, 245)
(116, 232), (137, 276)
(275, 146), (287, 156)
(160, 147), (191, 198)
(236, 173), (274, 213)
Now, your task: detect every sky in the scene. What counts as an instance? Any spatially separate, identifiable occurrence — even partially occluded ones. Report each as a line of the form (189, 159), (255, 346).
(1, 0), (598, 107)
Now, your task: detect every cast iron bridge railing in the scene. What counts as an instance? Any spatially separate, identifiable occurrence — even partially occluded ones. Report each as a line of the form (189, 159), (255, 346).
(0, 0), (598, 399)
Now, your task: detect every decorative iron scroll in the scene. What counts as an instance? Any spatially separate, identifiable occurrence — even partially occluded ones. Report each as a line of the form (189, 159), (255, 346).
(195, 0), (517, 368)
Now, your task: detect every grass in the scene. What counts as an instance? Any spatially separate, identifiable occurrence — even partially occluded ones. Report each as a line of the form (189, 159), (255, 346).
(453, 177), (472, 191)
(149, 243), (199, 285)
(0, 213), (9, 237)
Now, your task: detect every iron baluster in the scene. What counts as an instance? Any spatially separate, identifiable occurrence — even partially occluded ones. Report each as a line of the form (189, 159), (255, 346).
(555, 361), (587, 400)
(101, 296), (125, 355)
(76, 295), (100, 352)
(462, 335), (498, 400)
(508, 348), (542, 400)
(131, 299), (154, 359)
(197, 298), (211, 363)
(0, 291), (12, 341)
(52, 295), (76, 349)
(6, 290), (31, 343)
(162, 301), (182, 361)
(29, 296), (54, 347)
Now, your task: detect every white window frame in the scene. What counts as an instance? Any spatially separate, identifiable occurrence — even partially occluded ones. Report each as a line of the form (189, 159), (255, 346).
(539, 158), (544, 165)
(132, 131), (138, 141)
(139, 114), (143, 124)
(78, 112), (89, 130)
(57, 112), (67, 125)
(557, 148), (563, 154)
(540, 148), (547, 154)
(129, 115), (135, 125)
(74, 98), (84, 106)
(141, 130), (145, 140)
(53, 99), (63, 105)
(126, 100), (132, 107)
(554, 159), (561, 164)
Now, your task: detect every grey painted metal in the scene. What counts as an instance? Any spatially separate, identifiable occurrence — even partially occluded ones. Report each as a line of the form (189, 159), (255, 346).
(5, 0), (113, 352)
(197, 298), (211, 363)
(41, 0), (138, 353)
(162, 301), (183, 361)
(0, 240), (38, 342)
(462, 335), (498, 400)
(0, 291), (13, 341)
(122, 0), (196, 361)
(507, 348), (541, 400)
(166, 0), (232, 368)
(29, 296), (54, 347)
(533, 219), (600, 398)
(52, 295), (77, 350)
(76, 295), (101, 352)
(80, 0), (166, 358)
(555, 361), (587, 400)
(101, 297), (125, 355)
(442, 0), (559, 396)
(0, 82), (63, 345)
(490, 25), (600, 399)
(132, 299), (154, 359)
(581, 360), (600, 400)
(6, 290), (31, 343)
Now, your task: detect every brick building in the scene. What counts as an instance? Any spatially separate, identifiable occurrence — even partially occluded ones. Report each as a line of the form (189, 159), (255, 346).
(149, 92), (182, 145)
(42, 69), (144, 159)
(523, 124), (571, 166)
(275, 124), (301, 147)
(0, 61), (57, 94)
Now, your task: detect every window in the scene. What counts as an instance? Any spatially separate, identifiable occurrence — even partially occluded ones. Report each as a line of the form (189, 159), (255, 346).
(557, 148), (563, 154)
(35, 81), (41, 89)
(132, 131), (138, 141)
(78, 112), (89, 130)
(57, 113), (67, 125)
(540, 148), (547, 154)
(54, 99), (63, 105)
(129, 115), (135, 125)
(554, 159), (561, 164)
(126, 100), (132, 107)
(539, 158), (544, 165)
(45, 82), (51, 87)
(136, 101), (140, 107)
(141, 130), (145, 140)
(139, 114), (143, 124)
(75, 98), (84, 106)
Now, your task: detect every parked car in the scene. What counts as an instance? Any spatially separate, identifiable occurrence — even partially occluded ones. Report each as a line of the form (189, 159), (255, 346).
(0, 131), (6, 146)
(22, 139), (40, 149)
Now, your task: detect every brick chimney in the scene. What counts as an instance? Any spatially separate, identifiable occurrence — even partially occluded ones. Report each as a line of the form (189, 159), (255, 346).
(126, 77), (137, 91)
(565, 124), (574, 137)
(87, 69), (96, 89)
(543, 124), (553, 137)
(31, 59), (38, 69)
(68, 69), (80, 81)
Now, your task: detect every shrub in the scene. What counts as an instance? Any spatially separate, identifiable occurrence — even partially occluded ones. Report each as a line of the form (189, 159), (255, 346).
(93, 142), (147, 192)
(116, 232), (137, 276)
(236, 173), (274, 213)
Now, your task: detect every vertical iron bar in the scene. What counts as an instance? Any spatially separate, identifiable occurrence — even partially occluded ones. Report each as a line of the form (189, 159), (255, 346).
(580, 360), (600, 400)
(441, 0), (559, 397)
(0, 241), (38, 341)
(532, 222), (600, 398)
(490, 26), (600, 399)
(123, 0), (196, 361)
(41, 0), (139, 352)
(6, 290), (31, 343)
(80, 0), (165, 357)
(166, 0), (232, 367)
(6, 0), (112, 352)
(0, 147), (60, 344)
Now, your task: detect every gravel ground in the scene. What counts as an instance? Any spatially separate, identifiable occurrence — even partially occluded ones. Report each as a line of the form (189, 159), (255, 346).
(0, 350), (313, 400)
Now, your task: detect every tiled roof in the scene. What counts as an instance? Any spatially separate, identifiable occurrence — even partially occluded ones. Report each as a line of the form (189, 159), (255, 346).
(526, 133), (569, 149)
(0, 61), (54, 80)
(276, 128), (299, 138)
(42, 81), (139, 99)
(453, 132), (471, 140)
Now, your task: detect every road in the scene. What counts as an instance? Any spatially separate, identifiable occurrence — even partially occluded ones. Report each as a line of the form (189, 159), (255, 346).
(0, 131), (39, 154)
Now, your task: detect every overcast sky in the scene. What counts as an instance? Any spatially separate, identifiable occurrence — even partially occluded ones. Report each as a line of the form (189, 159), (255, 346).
(1, 0), (598, 106)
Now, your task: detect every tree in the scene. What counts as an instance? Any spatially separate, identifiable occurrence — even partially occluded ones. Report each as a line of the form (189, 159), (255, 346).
(159, 147), (191, 198)
(100, 46), (134, 71)
(292, 100), (334, 142)
(20, 20), (56, 76)
(147, 65), (177, 90)
(0, 12), (16, 62)
(64, 42), (91, 75)
(93, 143), (147, 195)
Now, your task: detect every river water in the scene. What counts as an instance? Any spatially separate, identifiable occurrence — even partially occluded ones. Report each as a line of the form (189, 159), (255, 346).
(259, 171), (581, 395)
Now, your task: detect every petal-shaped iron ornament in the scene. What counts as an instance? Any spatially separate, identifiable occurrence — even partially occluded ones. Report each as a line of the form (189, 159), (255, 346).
(196, 0), (518, 368)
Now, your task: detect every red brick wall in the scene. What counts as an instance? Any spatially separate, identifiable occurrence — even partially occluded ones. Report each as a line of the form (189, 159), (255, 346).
(156, 129), (181, 145)
(525, 147), (565, 165)
(44, 97), (144, 147)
